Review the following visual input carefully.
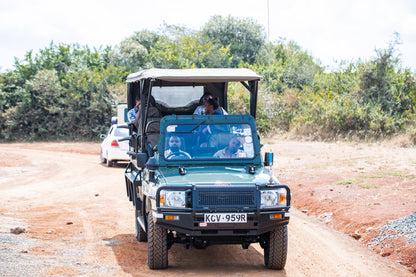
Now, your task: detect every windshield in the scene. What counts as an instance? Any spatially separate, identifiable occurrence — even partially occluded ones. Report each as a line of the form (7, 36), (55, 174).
(114, 126), (129, 137)
(163, 123), (255, 160)
(152, 86), (203, 108)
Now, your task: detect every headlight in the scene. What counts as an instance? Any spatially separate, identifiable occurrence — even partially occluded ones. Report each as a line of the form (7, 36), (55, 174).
(260, 189), (287, 208)
(160, 190), (186, 208)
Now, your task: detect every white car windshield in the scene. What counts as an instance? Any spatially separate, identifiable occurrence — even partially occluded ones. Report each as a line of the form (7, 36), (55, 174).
(163, 123), (254, 160)
(114, 126), (129, 137)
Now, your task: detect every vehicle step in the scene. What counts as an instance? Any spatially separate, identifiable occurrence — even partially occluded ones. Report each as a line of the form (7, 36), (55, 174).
(125, 171), (140, 185)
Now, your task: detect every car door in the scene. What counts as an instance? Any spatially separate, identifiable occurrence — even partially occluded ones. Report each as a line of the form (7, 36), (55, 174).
(104, 126), (115, 158)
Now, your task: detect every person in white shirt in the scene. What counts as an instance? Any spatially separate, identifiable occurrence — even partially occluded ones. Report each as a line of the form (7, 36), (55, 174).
(213, 137), (246, 159)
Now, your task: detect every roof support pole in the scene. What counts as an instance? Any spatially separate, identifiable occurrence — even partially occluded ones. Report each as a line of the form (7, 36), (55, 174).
(249, 80), (258, 119)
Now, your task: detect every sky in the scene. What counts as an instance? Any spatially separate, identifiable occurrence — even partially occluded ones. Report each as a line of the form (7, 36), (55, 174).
(1, 0), (416, 72)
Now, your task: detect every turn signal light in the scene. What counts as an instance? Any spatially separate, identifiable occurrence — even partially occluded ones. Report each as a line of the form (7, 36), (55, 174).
(279, 192), (286, 203)
(165, 215), (179, 220)
(111, 140), (119, 147)
(270, 214), (282, 220)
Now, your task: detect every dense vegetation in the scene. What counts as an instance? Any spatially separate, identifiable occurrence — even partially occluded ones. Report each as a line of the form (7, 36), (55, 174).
(1, 16), (415, 144)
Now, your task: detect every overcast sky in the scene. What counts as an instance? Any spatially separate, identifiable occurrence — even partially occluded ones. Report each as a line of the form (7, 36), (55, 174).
(1, 0), (415, 72)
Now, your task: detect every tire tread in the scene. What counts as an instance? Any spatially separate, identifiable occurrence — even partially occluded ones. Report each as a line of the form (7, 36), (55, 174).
(264, 224), (288, 269)
(147, 211), (168, 269)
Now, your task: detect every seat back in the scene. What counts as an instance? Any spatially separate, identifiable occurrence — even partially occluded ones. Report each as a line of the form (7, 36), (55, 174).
(145, 118), (161, 148)
(208, 133), (234, 149)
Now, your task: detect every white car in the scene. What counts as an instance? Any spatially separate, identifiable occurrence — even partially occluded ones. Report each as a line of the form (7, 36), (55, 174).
(100, 124), (130, 167)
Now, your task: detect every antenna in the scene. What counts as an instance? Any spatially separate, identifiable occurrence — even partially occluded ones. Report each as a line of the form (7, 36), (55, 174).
(266, 0), (272, 132)
(267, 0), (271, 90)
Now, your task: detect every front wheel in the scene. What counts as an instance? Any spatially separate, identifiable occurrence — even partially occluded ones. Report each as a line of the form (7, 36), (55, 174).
(264, 224), (288, 269)
(147, 211), (168, 269)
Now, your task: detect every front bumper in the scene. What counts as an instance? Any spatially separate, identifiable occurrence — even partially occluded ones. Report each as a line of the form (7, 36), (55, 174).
(154, 184), (290, 237)
(154, 209), (289, 237)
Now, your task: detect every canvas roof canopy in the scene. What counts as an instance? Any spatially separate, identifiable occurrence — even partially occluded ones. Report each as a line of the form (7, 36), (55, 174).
(126, 68), (261, 83)
(126, 68), (262, 119)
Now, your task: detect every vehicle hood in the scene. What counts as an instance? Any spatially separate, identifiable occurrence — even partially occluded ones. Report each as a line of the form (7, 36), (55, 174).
(156, 166), (278, 186)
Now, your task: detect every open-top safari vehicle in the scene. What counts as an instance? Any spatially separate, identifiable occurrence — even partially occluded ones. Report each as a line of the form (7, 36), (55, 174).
(123, 68), (290, 269)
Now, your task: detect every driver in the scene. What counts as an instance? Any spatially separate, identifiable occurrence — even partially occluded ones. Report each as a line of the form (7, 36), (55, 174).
(164, 135), (192, 159)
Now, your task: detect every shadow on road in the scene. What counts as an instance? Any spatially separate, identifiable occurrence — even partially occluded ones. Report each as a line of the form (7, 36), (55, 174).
(106, 233), (287, 276)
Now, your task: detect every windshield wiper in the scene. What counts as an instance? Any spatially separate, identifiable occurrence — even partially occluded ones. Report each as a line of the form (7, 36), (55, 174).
(172, 120), (206, 134)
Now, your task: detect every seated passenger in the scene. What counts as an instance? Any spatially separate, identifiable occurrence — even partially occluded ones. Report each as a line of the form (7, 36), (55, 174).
(164, 135), (192, 160)
(193, 92), (227, 115)
(127, 95), (141, 125)
(213, 137), (246, 158)
(195, 100), (220, 148)
(129, 95), (161, 129)
(204, 98), (222, 115)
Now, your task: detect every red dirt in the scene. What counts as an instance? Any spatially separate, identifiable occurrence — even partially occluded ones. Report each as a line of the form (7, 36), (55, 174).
(1, 140), (415, 275)
(268, 139), (416, 273)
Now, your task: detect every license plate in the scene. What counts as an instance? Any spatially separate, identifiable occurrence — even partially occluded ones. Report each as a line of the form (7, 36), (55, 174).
(204, 213), (247, 223)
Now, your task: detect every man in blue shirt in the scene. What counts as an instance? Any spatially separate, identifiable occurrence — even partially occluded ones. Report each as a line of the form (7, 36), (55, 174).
(127, 96), (140, 124)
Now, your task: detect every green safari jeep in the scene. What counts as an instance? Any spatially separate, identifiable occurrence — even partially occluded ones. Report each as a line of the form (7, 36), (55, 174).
(123, 68), (290, 270)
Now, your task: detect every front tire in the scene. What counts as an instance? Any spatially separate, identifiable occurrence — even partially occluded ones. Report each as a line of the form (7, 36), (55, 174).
(147, 211), (168, 269)
(264, 224), (288, 269)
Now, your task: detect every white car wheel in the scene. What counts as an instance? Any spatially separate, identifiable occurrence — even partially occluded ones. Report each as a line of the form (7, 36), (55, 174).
(100, 149), (106, 163)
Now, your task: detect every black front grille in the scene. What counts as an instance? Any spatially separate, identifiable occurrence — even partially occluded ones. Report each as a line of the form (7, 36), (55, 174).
(197, 189), (255, 207)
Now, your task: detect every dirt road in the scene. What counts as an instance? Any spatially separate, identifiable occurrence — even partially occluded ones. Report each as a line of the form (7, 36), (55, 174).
(0, 142), (413, 276)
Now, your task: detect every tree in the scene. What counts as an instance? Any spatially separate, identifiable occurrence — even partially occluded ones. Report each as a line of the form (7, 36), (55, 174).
(148, 32), (232, 69)
(358, 34), (415, 117)
(250, 40), (322, 93)
(202, 15), (266, 67)
(115, 30), (164, 72)
(0, 43), (124, 141)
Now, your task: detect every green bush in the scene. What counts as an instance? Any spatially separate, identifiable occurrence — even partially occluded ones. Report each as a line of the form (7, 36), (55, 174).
(0, 22), (415, 143)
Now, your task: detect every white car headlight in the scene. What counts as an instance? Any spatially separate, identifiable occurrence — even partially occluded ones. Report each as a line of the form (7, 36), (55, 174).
(260, 189), (287, 208)
(160, 190), (186, 208)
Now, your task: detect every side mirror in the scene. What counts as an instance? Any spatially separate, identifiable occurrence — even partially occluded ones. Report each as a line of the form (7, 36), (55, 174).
(264, 152), (273, 167)
(146, 157), (159, 171)
(136, 152), (148, 168)
(100, 134), (106, 140)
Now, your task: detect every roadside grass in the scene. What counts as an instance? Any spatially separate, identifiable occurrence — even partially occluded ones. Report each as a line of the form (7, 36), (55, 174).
(310, 164), (329, 169)
(332, 179), (361, 185)
(359, 184), (380, 189)
(376, 171), (416, 179)
(360, 174), (383, 178)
